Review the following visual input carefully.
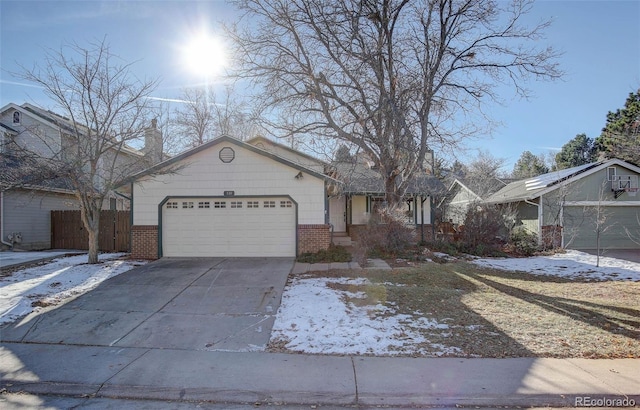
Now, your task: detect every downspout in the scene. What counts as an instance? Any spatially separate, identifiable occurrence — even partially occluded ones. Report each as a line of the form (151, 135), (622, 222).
(524, 197), (542, 246)
(1, 191), (14, 247)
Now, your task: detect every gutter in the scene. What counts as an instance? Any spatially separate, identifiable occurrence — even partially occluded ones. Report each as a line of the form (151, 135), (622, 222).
(1, 191), (14, 247)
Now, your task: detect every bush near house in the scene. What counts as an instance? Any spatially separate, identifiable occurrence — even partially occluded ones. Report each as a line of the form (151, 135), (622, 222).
(354, 208), (416, 264)
(506, 226), (539, 256)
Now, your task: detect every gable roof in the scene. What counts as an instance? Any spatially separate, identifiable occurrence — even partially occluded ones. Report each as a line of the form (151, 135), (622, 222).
(331, 159), (444, 196)
(443, 178), (483, 203)
(0, 122), (18, 134)
(246, 135), (329, 166)
(485, 159), (640, 204)
(1, 103), (144, 157)
(124, 135), (338, 186)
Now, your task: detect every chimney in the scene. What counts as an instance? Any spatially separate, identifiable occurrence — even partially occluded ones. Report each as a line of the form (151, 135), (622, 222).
(143, 118), (163, 164)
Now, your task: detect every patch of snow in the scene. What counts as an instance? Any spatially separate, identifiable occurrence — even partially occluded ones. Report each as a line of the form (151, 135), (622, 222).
(0, 253), (147, 325)
(472, 250), (640, 281)
(271, 277), (460, 356)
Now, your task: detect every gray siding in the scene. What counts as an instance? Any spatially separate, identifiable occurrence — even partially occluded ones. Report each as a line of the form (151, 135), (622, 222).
(3, 189), (79, 250)
(563, 206), (640, 250)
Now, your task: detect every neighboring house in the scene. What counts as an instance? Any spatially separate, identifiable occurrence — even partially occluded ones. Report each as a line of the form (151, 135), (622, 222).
(440, 179), (483, 225)
(0, 102), (162, 250)
(126, 135), (445, 259)
(485, 159), (640, 250)
(440, 177), (513, 225)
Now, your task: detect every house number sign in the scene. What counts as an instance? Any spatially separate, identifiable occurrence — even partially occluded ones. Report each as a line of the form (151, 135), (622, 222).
(224, 191), (235, 197)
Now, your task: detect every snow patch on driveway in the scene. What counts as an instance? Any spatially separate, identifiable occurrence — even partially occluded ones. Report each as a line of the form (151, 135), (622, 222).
(1, 253), (146, 325)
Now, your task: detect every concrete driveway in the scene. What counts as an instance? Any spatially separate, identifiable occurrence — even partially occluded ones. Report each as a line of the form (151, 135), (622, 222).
(0, 257), (293, 352)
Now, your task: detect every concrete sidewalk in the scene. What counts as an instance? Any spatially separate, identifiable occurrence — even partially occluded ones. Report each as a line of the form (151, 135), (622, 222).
(0, 250), (87, 271)
(1, 342), (638, 408)
(292, 258), (392, 273)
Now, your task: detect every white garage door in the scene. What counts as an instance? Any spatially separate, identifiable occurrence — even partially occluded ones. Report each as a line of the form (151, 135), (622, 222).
(162, 197), (296, 257)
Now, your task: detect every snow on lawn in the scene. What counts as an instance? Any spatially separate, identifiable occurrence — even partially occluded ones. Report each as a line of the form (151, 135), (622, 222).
(473, 250), (640, 281)
(271, 276), (461, 356)
(0, 253), (146, 325)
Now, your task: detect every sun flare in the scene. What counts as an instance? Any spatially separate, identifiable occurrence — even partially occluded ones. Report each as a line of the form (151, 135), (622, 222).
(182, 33), (227, 78)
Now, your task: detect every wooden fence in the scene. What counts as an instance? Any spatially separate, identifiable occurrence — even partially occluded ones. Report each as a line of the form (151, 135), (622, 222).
(51, 210), (130, 252)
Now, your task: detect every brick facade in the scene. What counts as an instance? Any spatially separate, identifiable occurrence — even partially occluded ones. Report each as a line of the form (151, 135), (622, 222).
(298, 224), (331, 254)
(131, 225), (158, 259)
(541, 225), (563, 250)
(132, 224), (329, 259)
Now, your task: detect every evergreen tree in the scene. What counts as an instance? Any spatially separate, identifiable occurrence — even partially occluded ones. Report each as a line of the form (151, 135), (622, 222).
(555, 133), (597, 169)
(595, 89), (640, 164)
(512, 151), (549, 179)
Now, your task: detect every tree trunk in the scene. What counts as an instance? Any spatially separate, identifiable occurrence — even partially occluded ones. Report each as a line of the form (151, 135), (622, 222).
(384, 175), (403, 211)
(80, 199), (101, 264)
(87, 222), (100, 264)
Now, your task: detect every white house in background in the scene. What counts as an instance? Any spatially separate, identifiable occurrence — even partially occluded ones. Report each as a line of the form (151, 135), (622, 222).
(0, 102), (162, 250)
(126, 135), (445, 259)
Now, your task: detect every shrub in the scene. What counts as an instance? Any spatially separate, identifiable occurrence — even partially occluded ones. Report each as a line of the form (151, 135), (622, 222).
(461, 203), (508, 250)
(355, 207), (416, 263)
(508, 226), (539, 256)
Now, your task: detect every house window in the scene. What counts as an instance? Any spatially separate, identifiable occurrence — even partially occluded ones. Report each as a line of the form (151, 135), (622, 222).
(110, 198), (117, 210)
(247, 201), (259, 208)
(198, 201), (210, 208)
(231, 201), (243, 208)
(166, 201), (178, 209)
(12, 111), (20, 124)
(607, 167), (616, 181)
(264, 201), (276, 208)
(214, 201), (226, 208)
(280, 200), (292, 208)
(182, 201), (194, 209)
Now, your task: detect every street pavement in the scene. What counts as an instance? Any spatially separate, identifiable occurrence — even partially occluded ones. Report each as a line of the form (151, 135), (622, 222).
(1, 257), (639, 408)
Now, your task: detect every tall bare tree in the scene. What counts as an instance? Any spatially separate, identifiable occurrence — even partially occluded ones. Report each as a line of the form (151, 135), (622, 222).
(228, 0), (561, 207)
(10, 39), (159, 263)
(464, 151), (509, 198)
(174, 84), (259, 147)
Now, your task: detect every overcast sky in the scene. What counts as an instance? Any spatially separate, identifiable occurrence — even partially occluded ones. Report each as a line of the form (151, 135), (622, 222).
(1, 0), (638, 171)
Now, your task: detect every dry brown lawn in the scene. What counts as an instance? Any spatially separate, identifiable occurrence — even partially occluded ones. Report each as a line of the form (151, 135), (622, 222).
(301, 261), (640, 358)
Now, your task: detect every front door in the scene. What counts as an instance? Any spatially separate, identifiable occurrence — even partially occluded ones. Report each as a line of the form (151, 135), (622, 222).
(329, 196), (346, 232)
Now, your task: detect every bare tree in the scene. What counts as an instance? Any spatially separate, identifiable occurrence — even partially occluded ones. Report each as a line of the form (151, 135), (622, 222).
(228, 0), (561, 207)
(10, 39), (159, 263)
(591, 180), (615, 267)
(174, 84), (260, 147)
(464, 151), (509, 198)
(173, 87), (216, 147)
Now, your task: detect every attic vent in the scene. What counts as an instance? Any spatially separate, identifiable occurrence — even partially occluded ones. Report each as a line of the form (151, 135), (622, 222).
(219, 147), (235, 163)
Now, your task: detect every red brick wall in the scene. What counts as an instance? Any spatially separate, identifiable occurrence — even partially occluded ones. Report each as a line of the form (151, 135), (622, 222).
(132, 224), (330, 258)
(298, 224), (331, 254)
(131, 225), (158, 259)
(541, 225), (562, 250)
